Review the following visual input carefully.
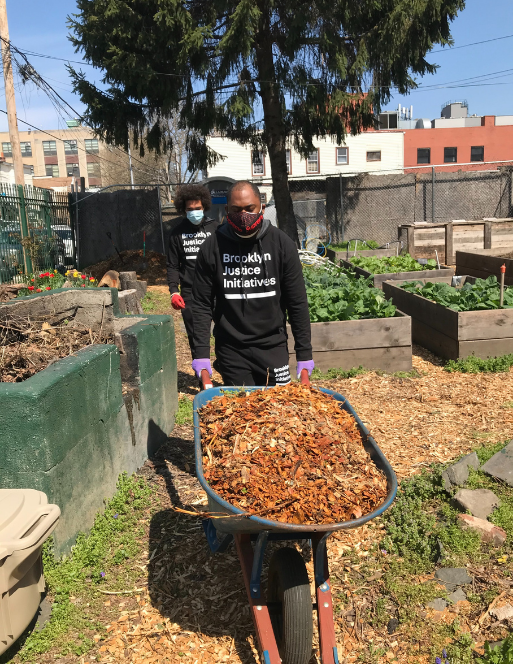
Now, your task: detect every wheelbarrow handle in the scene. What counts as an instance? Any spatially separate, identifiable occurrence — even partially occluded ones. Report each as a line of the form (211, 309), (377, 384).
(300, 368), (310, 386)
(201, 369), (213, 390)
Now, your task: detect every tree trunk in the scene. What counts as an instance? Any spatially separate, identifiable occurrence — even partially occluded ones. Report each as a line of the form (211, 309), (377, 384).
(254, 25), (299, 246)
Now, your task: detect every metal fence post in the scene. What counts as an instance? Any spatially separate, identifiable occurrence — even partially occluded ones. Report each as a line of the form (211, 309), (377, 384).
(17, 184), (32, 274)
(339, 174), (344, 244)
(43, 189), (52, 238)
(431, 167), (435, 223)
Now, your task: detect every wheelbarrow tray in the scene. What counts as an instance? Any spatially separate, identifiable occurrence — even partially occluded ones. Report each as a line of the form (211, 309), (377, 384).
(193, 386), (397, 534)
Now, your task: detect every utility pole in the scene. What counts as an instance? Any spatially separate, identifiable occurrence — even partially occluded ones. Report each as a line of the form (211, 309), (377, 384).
(0, 0), (24, 186)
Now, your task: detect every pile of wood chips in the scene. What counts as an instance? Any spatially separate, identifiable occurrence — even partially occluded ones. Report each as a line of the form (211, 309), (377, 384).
(200, 384), (388, 525)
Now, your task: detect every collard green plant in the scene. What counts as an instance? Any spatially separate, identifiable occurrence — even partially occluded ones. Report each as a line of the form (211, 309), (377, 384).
(350, 254), (438, 274)
(303, 265), (396, 322)
(328, 240), (379, 251)
(401, 276), (513, 312)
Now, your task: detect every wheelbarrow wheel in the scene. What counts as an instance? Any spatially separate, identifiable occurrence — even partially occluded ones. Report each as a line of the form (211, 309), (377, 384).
(267, 547), (313, 664)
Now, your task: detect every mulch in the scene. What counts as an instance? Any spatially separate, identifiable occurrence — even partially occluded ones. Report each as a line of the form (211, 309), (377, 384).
(86, 250), (167, 285)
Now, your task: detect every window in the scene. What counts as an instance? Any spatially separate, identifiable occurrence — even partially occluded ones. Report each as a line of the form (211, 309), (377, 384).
(64, 140), (78, 155)
(251, 150), (265, 176)
(84, 138), (99, 154)
(66, 163), (80, 177)
(1, 142), (11, 157)
(87, 162), (101, 177)
(45, 164), (59, 177)
(444, 147), (457, 163)
(417, 148), (431, 165)
(336, 147), (348, 165)
(285, 149), (291, 175)
(20, 142), (32, 157)
(366, 151), (381, 162)
(43, 140), (57, 156)
(471, 146), (484, 162)
(259, 193), (267, 205)
(306, 149), (319, 173)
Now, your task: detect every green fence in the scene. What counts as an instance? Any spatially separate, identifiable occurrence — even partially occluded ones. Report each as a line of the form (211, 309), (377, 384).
(0, 184), (73, 284)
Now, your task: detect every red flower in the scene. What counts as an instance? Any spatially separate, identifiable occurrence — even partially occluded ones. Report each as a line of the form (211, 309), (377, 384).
(81, 284), (86, 288)
(81, 275), (86, 280)
(31, 278), (34, 282)
(39, 274), (44, 278)
(49, 274), (55, 278)
(36, 288), (42, 293)
(45, 286), (51, 290)
(28, 286), (34, 291)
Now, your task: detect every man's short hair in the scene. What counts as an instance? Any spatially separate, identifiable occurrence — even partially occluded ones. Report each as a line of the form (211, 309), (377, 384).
(174, 184), (212, 215)
(227, 180), (261, 204)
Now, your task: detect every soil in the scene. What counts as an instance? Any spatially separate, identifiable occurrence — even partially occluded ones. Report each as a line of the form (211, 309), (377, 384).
(0, 317), (113, 383)
(86, 250), (168, 286)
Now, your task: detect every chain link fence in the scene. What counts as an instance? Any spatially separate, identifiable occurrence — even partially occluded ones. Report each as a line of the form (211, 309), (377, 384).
(251, 163), (513, 249)
(0, 184), (73, 284)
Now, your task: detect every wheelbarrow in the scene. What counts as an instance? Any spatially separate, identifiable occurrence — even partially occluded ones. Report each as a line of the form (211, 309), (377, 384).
(193, 374), (397, 664)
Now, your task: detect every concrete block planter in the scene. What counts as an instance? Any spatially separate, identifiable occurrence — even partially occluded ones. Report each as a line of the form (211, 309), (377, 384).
(456, 250), (513, 286)
(0, 288), (178, 553)
(288, 311), (412, 374)
(326, 247), (398, 264)
(340, 259), (454, 289)
(383, 276), (513, 360)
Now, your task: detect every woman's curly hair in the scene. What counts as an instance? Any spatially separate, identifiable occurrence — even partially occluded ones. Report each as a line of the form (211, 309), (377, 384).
(174, 184), (212, 215)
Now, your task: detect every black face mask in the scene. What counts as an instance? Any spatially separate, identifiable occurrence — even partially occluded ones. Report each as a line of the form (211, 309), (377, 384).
(227, 208), (263, 236)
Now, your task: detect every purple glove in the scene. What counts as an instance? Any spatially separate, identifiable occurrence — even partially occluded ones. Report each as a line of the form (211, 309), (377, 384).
(297, 360), (315, 379)
(192, 358), (212, 378)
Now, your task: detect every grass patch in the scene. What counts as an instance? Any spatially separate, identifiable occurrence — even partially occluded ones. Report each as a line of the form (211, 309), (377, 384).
(444, 353), (513, 374)
(141, 291), (171, 315)
(311, 366), (366, 380)
(2, 473), (153, 663)
(175, 396), (193, 425)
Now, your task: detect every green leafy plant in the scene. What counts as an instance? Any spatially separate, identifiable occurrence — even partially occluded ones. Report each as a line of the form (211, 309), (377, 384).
(329, 240), (380, 251)
(350, 254), (438, 274)
(445, 353), (513, 374)
(311, 366), (366, 380)
(303, 265), (396, 322)
(401, 276), (513, 312)
(175, 396), (193, 425)
(479, 635), (513, 663)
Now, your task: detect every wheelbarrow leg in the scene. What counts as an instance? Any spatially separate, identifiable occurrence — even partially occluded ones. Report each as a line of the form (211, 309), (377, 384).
(313, 532), (339, 664)
(234, 533), (281, 664)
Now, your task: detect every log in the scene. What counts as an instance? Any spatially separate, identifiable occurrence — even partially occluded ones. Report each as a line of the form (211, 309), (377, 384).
(118, 289), (143, 315)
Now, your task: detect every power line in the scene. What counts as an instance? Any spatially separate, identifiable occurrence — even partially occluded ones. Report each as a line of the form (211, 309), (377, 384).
(431, 33), (513, 54)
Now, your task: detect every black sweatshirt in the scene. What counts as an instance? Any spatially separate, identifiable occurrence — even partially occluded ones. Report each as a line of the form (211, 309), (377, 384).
(191, 219), (312, 361)
(166, 216), (220, 295)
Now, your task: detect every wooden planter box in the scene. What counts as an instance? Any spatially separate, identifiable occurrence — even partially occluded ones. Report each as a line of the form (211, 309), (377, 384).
(288, 312), (412, 373)
(340, 259), (454, 289)
(383, 276), (513, 360)
(326, 247), (397, 264)
(456, 250), (513, 286)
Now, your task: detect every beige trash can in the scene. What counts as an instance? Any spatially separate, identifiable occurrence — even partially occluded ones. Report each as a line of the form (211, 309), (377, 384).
(0, 489), (60, 655)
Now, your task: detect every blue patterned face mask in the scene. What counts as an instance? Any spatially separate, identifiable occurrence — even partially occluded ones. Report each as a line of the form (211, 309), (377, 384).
(186, 210), (204, 225)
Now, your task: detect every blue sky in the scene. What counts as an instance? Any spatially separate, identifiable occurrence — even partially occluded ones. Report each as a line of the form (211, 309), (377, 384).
(0, 0), (512, 133)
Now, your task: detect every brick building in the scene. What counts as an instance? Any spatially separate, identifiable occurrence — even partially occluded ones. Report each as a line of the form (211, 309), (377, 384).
(0, 122), (103, 190)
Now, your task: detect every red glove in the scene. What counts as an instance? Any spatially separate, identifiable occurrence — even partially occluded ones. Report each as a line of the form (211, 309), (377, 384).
(171, 293), (185, 310)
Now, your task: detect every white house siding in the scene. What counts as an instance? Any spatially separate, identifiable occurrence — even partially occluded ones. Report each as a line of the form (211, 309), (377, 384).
(206, 131), (404, 180)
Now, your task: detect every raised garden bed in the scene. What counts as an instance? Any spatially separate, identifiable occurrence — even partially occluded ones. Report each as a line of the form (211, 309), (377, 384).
(0, 288), (178, 553)
(383, 275), (513, 360)
(456, 250), (513, 285)
(288, 310), (412, 373)
(341, 256), (454, 289)
(288, 264), (413, 372)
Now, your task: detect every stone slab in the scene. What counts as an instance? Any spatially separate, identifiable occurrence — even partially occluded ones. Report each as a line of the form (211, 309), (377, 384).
(427, 599), (447, 611)
(454, 488), (500, 520)
(458, 514), (507, 546)
(447, 588), (467, 604)
(481, 441), (513, 486)
(442, 452), (480, 491)
(434, 568), (472, 592)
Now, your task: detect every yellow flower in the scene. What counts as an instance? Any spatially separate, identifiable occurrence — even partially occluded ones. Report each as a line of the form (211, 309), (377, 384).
(65, 270), (69, 276)
(54, 269), (58, 273)
(73, 272), (79, 278)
